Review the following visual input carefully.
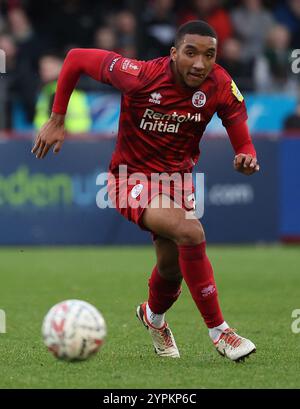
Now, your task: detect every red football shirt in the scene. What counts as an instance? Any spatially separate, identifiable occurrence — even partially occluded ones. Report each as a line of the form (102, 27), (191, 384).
(97, 53), (247, 174)
(52, 49), (250, 175)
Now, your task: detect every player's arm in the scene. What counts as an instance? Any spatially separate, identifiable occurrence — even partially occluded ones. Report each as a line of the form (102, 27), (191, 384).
(226, 120), (259, 176)
(31, 49), (143, 159)
(32, 49), (109, 158)
(217, 78), (259, 176)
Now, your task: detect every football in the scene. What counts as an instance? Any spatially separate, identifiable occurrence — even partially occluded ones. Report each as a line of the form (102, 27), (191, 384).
(42, 299), (107, 361)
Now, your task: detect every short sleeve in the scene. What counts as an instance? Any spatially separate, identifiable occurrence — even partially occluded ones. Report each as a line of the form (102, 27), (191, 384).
(217, 79), (248, 128)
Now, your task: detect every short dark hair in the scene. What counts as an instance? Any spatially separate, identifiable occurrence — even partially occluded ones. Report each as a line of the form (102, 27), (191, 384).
(175, 20), (217, 47)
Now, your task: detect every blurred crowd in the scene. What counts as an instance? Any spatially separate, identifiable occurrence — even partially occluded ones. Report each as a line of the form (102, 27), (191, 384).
(0, 0), (300, 131)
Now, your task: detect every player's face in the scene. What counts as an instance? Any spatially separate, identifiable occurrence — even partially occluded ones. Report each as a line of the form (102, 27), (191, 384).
(171, 34), (217, 88)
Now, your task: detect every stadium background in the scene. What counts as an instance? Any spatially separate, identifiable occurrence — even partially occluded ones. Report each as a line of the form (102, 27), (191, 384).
(0, 0), (299, 245)
(1, 0), (300, 390)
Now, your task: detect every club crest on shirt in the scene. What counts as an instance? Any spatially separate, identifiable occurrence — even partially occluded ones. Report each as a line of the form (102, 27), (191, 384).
(192, 91), (206, 108)
(120, 58), (142, 76)
(231, 80), (244, 102)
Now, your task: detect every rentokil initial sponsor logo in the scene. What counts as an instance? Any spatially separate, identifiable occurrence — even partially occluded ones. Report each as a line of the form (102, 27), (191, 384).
(139, 108), (201, 133)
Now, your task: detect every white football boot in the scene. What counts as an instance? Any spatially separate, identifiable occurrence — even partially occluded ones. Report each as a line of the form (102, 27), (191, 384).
(214, 328), (256, 362)
(136, 302), (180, 358)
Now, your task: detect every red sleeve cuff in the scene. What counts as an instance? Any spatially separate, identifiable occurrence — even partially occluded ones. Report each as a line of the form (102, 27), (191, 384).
(226, 120), (256, 157)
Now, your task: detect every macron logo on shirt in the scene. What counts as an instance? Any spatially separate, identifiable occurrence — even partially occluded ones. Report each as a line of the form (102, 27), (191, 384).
(149, 92), (162, 105)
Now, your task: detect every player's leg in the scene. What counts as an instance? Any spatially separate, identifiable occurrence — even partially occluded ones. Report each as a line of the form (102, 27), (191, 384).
(147, 237), (182, 326)
(154, 236), (182, 282)
(136, 236), (182, 358)
(143, 193), (204, 245)
(142, 194), (256, 362)
(142, 194), (224, 328)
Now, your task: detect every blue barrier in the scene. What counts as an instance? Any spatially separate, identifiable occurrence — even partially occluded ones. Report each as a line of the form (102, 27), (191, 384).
(194, 137), (279, 242)
(0, 138), (279, 245)
(13, 92), (297, 134)
(0, 140), (151, 245)
(280, 137), (300, 240)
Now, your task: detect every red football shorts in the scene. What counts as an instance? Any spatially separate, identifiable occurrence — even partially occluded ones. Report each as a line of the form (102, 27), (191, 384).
(107, 167), (195, 237)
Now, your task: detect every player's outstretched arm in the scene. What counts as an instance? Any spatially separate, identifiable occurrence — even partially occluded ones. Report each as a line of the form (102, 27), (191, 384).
(31, 112), (65, 159)
(226, 121), (260, 176)
(31, 48), (114, 159)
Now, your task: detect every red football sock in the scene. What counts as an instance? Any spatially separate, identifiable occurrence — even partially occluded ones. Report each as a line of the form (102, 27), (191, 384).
(178, 242), (224, 328)
(148, 266), (182, 314)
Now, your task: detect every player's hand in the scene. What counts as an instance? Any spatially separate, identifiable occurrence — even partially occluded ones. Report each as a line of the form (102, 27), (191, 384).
(234, 154), (260, 175)
(31, 113), (65, 159)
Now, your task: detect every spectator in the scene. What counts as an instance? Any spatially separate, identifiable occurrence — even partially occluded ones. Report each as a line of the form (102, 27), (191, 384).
(81, 25), (120, 91)
(218, 37), (255, 91)
(231, 0), (274, 62)
(142, 0), (177, 59)
(8, 8), (44, 123)
(113, 10), (137, 58)
(283, 102), (300, 131)
(47, 0), (96, 50)
(254, 24), (297, 92)
(0, 33), (17, 129)
(34, 54), (91, 133)
(179, 0), (233, 49)
(275, 0), (300, 50)
(94, 26), (118, 52)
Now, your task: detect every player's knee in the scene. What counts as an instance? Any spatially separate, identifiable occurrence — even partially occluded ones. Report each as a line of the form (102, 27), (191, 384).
(173, 221), (205, 245)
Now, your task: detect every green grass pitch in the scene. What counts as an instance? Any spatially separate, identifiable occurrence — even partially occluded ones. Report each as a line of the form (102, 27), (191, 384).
(0, 245), (300, 389)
